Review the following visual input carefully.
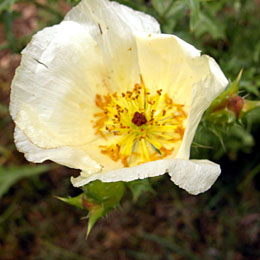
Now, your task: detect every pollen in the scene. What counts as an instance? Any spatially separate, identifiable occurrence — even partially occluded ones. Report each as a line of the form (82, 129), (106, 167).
(93, 76), (187, 167)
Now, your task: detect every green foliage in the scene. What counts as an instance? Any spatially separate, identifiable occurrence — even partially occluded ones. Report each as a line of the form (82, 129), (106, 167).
(59, 180), (125, 235)
(0, 0), (260, 260)
(186, 0), (200, 31)
(1, 0), (260, 254)
(59, 179), (157, 234)
(83, 180), (125, 235)
(0, 0), (16, 15)
(127, 179), (155, 202)
(0, 164), (51, 198)
(193, 70), (260, 161)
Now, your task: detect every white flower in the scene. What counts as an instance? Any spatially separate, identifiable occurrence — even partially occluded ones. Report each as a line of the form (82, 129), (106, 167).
(10, 0), (228, 195)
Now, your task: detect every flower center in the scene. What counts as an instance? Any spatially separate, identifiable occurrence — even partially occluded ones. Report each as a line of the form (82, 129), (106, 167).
(132, 112), (147, 126)
(93, 76), (187, 167)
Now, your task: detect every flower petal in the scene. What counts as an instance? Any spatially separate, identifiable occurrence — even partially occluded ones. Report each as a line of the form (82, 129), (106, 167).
(14, 127), (102, 173)
(168, 159), (221, 195)
(10, 21), (107, 149)
(135, 33), (202, 103)
(71, 159), (169, 187)
(177, 59), (228, 159)
(65, 0), (160, 93)
(135, 33), (228, 158)
(65, 0), (160, 33)
(10, 0), (161, 150)
(135, 33), (227, 106)
(71, 158), (220, 195)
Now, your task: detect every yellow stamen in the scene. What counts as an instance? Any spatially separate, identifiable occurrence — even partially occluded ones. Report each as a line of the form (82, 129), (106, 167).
(93, 76), (187, 166)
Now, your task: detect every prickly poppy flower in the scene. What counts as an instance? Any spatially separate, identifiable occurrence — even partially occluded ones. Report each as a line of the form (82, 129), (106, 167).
(10, 0), (228, 195)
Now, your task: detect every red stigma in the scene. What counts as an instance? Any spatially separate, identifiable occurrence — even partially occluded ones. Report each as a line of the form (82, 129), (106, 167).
(132, 112), (147, 126)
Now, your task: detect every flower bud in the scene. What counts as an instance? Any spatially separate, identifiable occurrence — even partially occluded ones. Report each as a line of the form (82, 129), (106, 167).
(227, 95), (244, 118)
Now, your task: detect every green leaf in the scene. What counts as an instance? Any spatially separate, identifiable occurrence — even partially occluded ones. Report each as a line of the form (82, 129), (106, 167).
(0, 0), (16, 15)
(151, 0), (174, 16)
(187, 0), (201, 31)
(162, 1), (187, 33)
(165, 1), (187, 19)
(0, 164), (51, 198)
(194, 12), (225, 39)
(127, 179), (155, 202)
(2, 10), (16, 52)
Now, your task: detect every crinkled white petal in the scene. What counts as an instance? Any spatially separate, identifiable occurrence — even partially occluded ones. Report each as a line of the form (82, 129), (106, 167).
(168, 159), (221, 195)
(14, 127), (102, 173)
(71, 158), (220, 195)
(10, 0), (160, 150)
(10, 21), (107, 149)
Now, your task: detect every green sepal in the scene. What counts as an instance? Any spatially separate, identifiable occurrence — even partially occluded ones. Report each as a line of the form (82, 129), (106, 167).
(205, 108), (236, 126)
(127, 179), (155, 202)
(204, 70), (243, 125)
(55, 193), (85, 209)
(86, 205), (107, 238)
(206, 70), (242, 116)
(82, 180), (125, 235)
(57, 181), (125, 236)
(240, 100), (260, 118)
(82, 180), (125, 208)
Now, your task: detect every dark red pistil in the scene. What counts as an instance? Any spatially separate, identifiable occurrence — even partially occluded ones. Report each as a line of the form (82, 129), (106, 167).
(132, 112), (147, 126)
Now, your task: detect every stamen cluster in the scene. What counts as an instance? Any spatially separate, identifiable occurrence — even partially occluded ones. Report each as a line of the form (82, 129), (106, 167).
(93, 77), (187, 167)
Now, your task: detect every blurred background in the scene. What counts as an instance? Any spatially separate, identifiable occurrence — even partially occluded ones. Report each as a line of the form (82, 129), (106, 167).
(1, 0), (260, 259)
